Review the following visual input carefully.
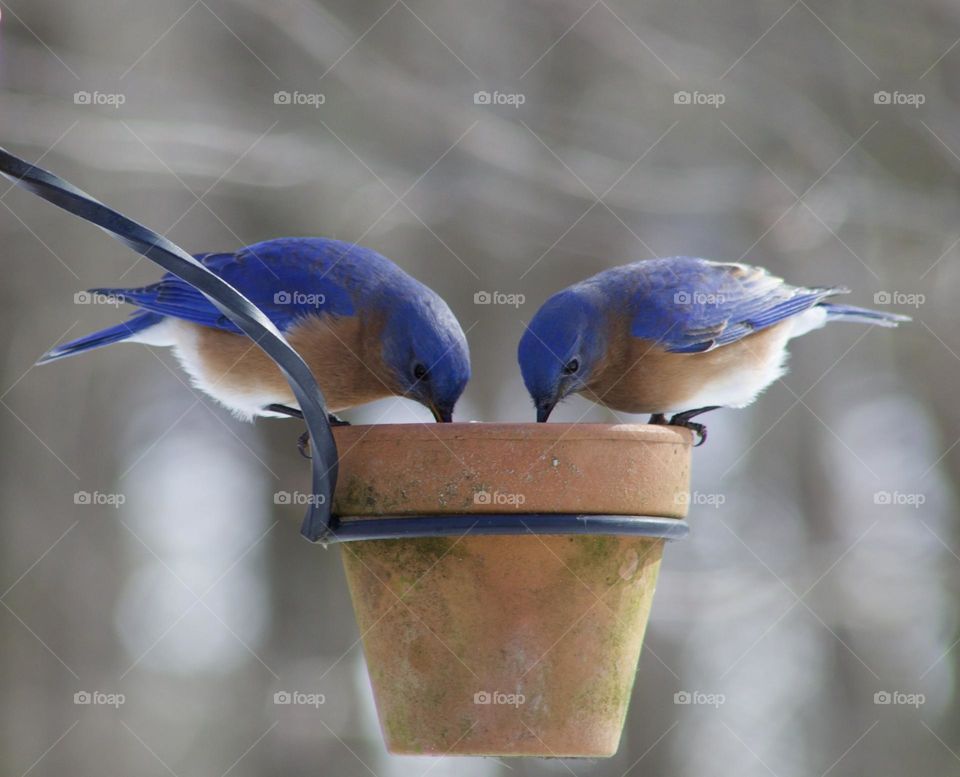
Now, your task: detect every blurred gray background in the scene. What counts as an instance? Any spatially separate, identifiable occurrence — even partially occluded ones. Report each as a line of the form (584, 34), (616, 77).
(1, 0), (958, 774)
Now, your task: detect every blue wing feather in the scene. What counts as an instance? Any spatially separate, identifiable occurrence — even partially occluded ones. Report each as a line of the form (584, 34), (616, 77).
(616, 257), (844, 352)
(89, 238), (385, 334)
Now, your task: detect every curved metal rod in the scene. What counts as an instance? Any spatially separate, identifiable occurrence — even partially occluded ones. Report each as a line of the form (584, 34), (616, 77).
(0, 147), (338, 543)
(328, 514), (690, 543)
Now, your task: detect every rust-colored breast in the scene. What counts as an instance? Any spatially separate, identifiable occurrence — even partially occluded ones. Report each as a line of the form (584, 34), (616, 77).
(193, 313), (399, 411)
(585, 321), (791, 414)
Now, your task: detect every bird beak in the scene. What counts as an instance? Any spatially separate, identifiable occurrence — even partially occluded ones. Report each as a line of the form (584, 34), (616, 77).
(536, 399), (556, 423)
(429, 402), (453, 423)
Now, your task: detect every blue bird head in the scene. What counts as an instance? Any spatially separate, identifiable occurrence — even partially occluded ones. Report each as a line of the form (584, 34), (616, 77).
(518, 286), (606, 422)
(381, 288), (470, 422)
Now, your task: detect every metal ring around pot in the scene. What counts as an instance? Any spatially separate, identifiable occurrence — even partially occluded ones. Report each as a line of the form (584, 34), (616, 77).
(325, 514), (690, 543)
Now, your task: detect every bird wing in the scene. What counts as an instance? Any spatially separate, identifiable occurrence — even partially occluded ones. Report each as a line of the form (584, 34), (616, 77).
(625, 258), (844, 353)
(90, 238), (362, 334)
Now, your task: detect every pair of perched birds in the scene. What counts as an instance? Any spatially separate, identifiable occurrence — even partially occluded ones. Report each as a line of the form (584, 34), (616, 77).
(43, 237), (908, 444)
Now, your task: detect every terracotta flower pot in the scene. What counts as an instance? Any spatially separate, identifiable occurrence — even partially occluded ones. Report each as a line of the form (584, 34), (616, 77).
(332, 423), (692, 757)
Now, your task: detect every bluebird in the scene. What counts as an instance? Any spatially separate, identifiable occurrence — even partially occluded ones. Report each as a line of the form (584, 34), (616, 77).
(518, 258), (909, 443)
(42, 238), (471, 435)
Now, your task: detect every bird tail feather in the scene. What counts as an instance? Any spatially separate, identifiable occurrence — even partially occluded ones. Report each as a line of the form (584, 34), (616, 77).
(819, 303), (911, 327)
(37, 311), (164, 364)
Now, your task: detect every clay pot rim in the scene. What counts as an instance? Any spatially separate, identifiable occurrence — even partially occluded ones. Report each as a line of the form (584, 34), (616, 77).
(332, 422), (692, 445)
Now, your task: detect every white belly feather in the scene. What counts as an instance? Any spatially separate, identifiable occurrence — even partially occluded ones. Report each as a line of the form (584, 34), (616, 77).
(128, 318), (292, 420)
(666, 307), (828, 412)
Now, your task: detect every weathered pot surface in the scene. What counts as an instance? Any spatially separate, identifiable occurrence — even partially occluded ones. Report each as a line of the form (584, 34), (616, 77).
(332, 422), (692, 518)
(332, 423), (692, 757)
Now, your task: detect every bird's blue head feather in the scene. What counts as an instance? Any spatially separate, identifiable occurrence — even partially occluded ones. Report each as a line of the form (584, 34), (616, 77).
(518, 286), (606, 421)
(380, 285), (470, 422)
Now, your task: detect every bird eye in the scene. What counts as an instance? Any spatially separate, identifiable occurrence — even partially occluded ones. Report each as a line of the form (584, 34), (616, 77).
(563, 358), (580, 375)
(413, 363), (429, 381)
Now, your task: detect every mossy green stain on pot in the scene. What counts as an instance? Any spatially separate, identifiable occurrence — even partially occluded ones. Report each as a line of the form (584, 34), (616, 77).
(523, 536), (661, 740)
(341, 534), (665, 756)
(348, 535), (455, 576)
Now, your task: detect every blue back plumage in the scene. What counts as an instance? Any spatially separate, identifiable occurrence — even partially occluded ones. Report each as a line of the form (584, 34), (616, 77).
(587, 257), (843, 353)
(87, 238), (419, 333)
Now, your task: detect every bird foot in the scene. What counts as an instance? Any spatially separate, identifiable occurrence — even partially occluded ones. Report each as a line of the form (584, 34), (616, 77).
(297, 431), (312, 459)
(648, 407), (718, 445)
(265, 404), (349, 459)
(649, 411), (705, 444)
(297, 414), (350, 459)
(665, 406), (721, 447)
(666, 417), (708, 446)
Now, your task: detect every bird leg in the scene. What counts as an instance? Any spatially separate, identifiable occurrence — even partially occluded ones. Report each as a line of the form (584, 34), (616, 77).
(648, 413), (667, 425)
(666, 406), (721, 447)
(264, 404), (350, 460)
